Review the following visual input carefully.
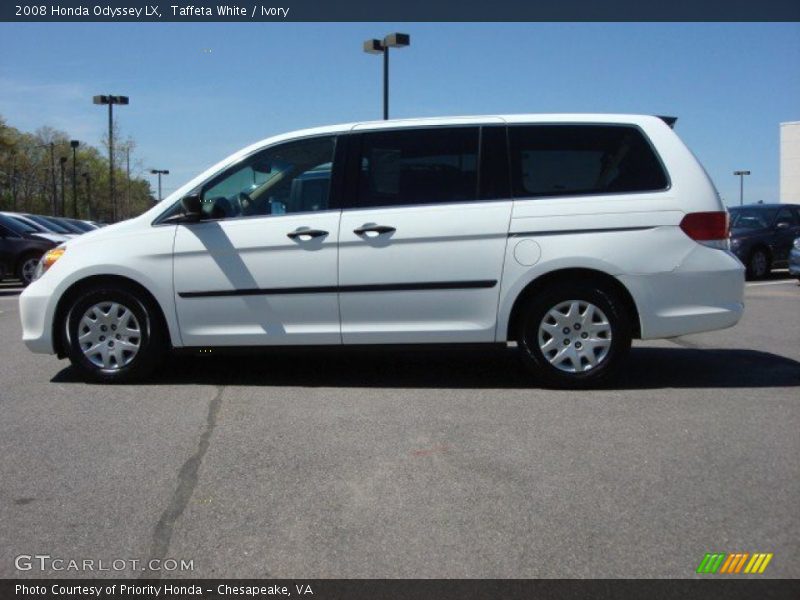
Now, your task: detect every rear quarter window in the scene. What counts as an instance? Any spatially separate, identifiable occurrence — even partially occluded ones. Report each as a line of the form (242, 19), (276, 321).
(509, 124), (668, 198)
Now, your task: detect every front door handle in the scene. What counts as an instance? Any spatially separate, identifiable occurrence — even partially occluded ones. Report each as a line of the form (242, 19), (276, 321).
(287, 228), (328, 240)
(353, 224), (396, 236)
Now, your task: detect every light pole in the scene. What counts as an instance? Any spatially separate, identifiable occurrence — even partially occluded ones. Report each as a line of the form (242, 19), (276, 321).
(70, 140), (80, 218)
(93, 94), (129, 222)
(35, 143), (58, 215)
(150, 169), (169, 201)
(125, 144), (131, 219)
(59, 156), (67, 216)
(10, 150), (18, 211)
(47, 143), (57, 215)
(733, 170), (750, 206)
(82, 172), (93, 220)
(363, 33), (410, 120)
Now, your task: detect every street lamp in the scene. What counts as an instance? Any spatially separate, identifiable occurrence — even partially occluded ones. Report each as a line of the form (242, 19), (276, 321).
(733, 170), (751, 206)
(81, 172), (93, 221)
(70, 140), (80, 218)
(149, 169), (169, 201)
(59, 156), (68, 216)
(93, 94), (129, 222)
(363, 33), (410, 120)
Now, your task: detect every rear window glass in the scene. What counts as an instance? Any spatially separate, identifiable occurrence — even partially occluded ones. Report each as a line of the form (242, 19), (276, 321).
(509, 124), (668, 198)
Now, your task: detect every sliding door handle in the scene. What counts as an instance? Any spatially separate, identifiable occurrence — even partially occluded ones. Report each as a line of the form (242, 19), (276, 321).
(287, 228), (328, 240)
(353, 224), (396, 236)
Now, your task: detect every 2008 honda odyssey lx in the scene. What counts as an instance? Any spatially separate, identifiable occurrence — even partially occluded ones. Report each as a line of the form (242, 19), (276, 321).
(19, 114), (745, 387)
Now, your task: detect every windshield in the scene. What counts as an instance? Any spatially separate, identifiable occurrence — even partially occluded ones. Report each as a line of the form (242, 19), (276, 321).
(24, 214), (72, 234)
(66, 219), (96, 232)
(49, 217), (85, 233)
(729, 208), (777, 230)
(0, 214), (36, 235)
(8, 215), (46, 233)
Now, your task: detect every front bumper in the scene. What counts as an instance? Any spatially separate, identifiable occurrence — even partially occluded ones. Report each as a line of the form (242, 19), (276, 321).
(19, 276), (57, 354)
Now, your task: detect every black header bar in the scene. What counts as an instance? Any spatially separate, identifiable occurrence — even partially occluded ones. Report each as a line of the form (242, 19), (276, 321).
(3, 0), (799, 22)
(3, 579), (800, 600)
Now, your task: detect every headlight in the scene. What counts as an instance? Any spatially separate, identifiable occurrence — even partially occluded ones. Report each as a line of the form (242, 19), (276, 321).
(730, 237), (741, 247)
(34, 246), (66, 281)
(794, 238), (800, 251)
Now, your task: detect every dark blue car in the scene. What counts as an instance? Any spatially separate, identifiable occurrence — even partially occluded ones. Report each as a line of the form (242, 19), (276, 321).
(729, 203), (800, 279)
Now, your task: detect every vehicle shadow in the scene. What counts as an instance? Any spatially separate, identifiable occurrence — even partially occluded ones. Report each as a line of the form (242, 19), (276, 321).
(52, 345), (800, 390)
(752, 269), (797, 283)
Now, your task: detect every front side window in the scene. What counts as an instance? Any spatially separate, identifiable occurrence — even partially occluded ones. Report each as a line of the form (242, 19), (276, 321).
(356, 127), (479, 208)
(509, 124), (668, 198)
(730, 208), (778, 229)
(199, 135), (335, 220)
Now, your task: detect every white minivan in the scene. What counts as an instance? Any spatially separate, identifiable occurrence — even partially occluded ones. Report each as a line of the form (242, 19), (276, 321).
(19, 114), (744, 387)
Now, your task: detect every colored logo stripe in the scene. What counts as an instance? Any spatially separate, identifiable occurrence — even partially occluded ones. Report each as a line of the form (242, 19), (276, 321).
(697, 552), (773, 574)
(744, 553), (773, 574)
(697, 553), (726, 573)
(719, 553), (749, 573)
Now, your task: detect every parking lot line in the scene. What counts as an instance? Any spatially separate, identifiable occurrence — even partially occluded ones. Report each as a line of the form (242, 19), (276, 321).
(745, 279), (797, 287)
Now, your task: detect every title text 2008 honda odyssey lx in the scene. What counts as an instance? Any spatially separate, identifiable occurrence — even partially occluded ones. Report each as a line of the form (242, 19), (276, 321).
(19, 114), (745, 387)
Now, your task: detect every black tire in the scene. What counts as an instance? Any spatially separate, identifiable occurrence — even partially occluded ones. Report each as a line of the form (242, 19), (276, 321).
(745, 248), (770, 280)
(516, 282), (632, 389)
(16, 252), (43, 286)
(64, 284), (166, 383)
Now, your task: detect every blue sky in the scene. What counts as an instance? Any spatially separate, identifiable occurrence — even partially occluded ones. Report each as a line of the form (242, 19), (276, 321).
(0, 22), (798, 205)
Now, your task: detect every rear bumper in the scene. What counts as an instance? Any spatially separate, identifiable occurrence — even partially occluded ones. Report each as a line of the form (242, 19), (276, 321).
(19, 277), (57, 354)
(619, 247), (745, 339)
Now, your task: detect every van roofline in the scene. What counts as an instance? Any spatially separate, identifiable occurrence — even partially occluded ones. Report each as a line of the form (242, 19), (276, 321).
(266, 113), (675, 141)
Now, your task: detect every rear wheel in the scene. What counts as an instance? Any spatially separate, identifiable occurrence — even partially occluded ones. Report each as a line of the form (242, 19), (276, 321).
(16, 253), (42, 286)
(516, 282), (632, 388)
(64, 284), (166, 383)
(746, 248), (770, 280)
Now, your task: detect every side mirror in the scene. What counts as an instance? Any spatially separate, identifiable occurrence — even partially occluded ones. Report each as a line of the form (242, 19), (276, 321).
(181, 192), (202, 217)
(162, 192), (203, 225)
(776, 221), (790, 230)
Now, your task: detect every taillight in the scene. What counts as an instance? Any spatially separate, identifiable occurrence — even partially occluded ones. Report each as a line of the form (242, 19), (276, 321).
(679, 211), (730, 249)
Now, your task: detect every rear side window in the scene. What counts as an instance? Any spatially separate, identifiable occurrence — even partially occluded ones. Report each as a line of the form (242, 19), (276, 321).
(508, 125), (668, 198)
(775, 207), (799, 226)
(356, 127), (479, 207)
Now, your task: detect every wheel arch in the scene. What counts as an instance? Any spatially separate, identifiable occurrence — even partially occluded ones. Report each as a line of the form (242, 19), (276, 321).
(52, 274), (172, 358)
(505, 268), (641, 342)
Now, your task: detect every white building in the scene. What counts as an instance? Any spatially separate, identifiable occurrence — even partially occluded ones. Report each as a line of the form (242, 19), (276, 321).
(780, 121), (800, 203)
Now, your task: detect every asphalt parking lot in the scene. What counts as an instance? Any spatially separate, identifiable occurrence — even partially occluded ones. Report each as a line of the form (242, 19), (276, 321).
(1, 275), (798, 579)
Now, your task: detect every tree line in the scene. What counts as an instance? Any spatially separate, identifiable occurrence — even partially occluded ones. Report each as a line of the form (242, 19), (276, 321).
(0, 114), (156, 223)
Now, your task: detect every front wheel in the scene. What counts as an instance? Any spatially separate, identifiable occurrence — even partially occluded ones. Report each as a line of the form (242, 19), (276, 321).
(516, 282), (632, 389)
(64, 284), (166, 383)
(17, 253), (42, 286)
